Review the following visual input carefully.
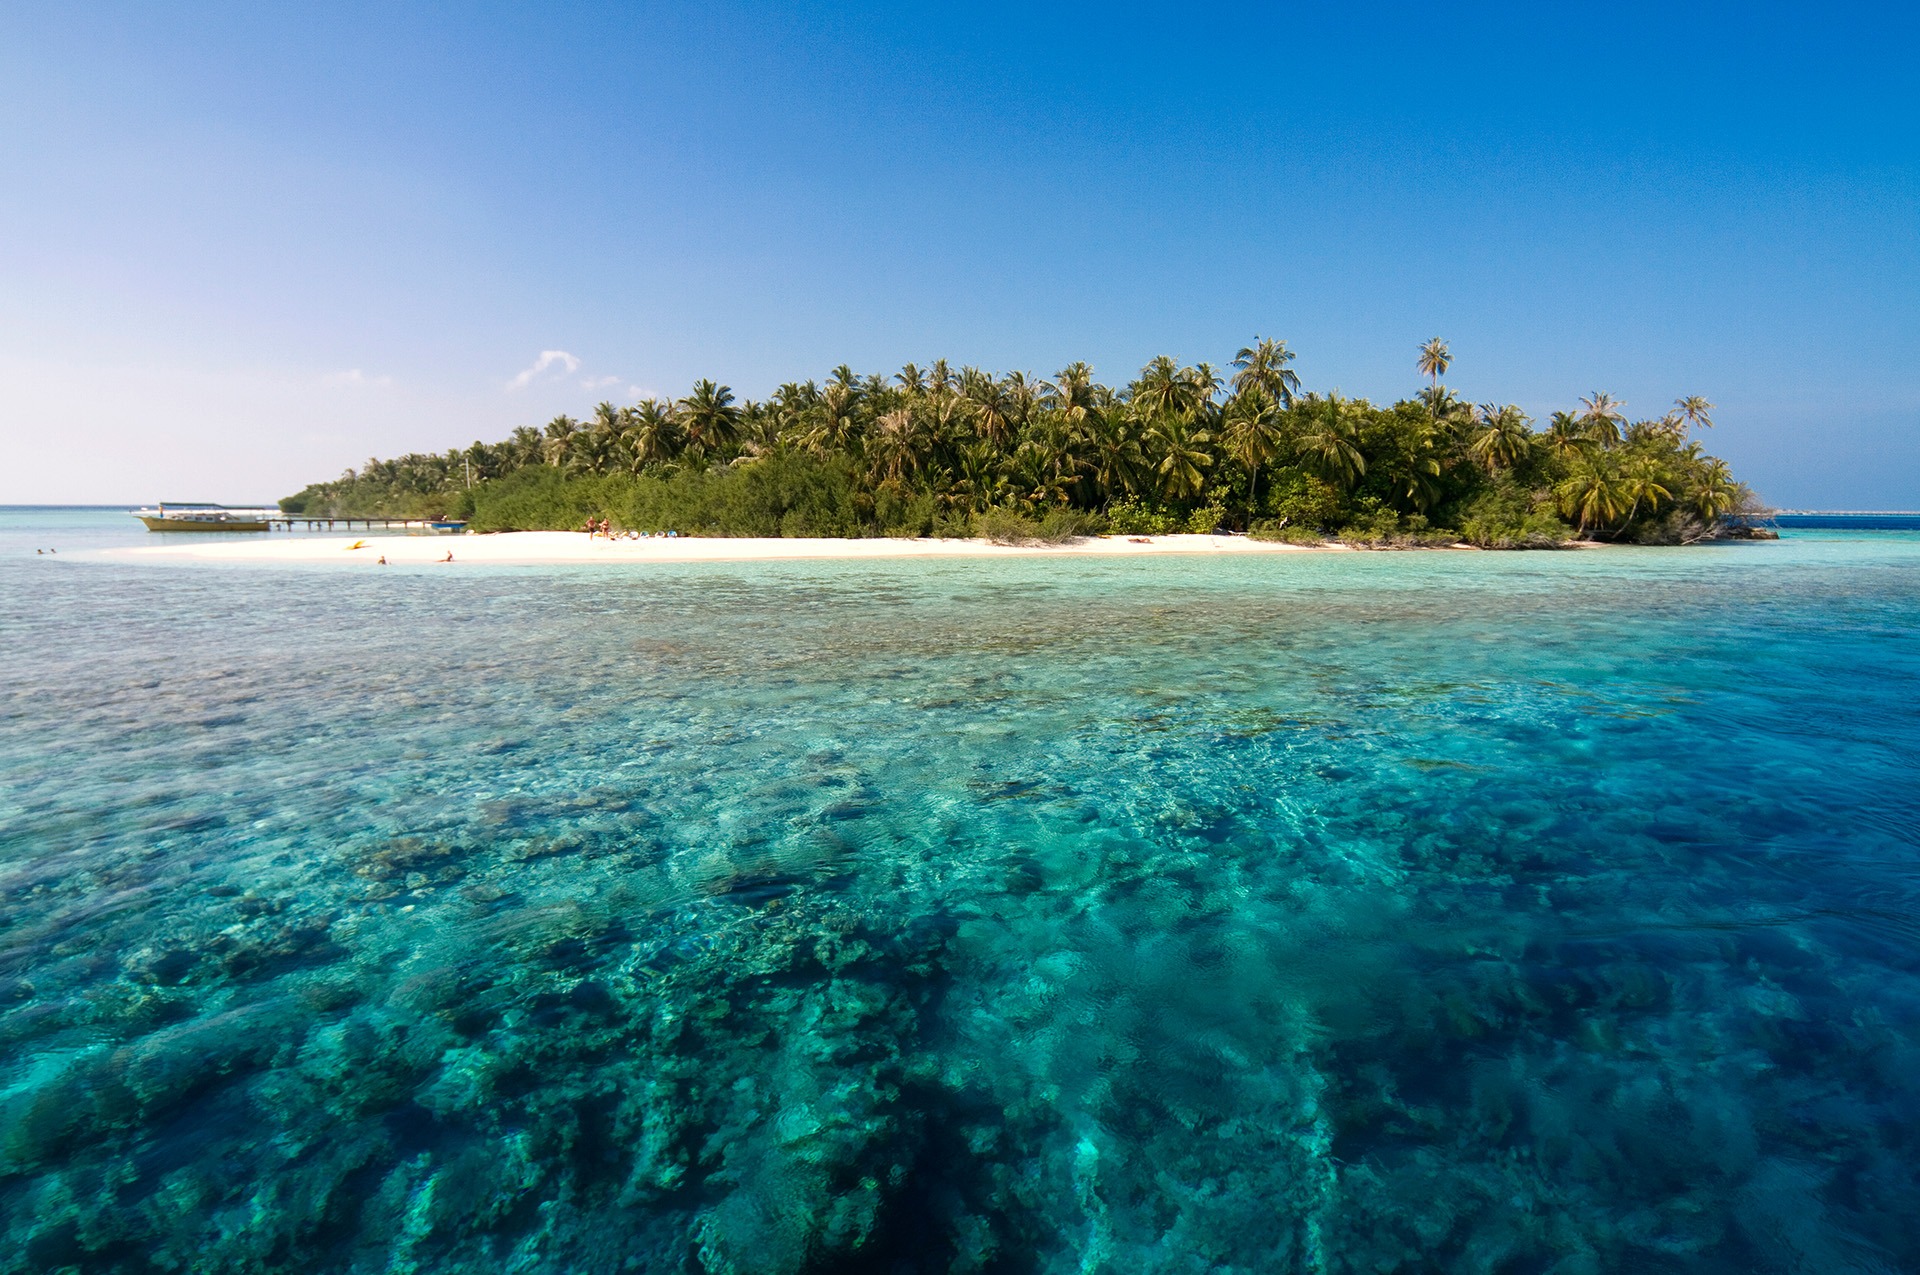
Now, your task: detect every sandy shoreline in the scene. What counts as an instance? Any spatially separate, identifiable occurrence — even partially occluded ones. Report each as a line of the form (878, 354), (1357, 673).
(105, 531), (1374, 566)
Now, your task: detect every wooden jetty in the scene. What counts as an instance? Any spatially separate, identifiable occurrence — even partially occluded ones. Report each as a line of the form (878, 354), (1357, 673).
(135, 503), (465, 534)
(267, 517), (466, 532)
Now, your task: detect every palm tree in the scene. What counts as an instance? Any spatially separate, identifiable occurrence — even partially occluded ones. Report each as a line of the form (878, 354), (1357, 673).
(773, 380), (819, 413)
(622, 398), (681, 470)
(736, 398), (779, 453)
(1542, 411), (1588, 462)
(961, 368), (1014, 448)
(1230, 337), (1301, 406)
(1397, 425), (1447, 512)
(1183, 362), (1224, 419)
(1027, 422), (1092, 503)
(950, 440), (1008, 512)
(868, 408), (922, 486)
(895, 363), (927, 396)
(793, 382), (861, 457)
(1578, 392), (1627, 448)
(767, 384), (817, 450)
(1085, 413), (1147, 501)
(463, 441), (496, 483)
(1689, 458), (1739, 522)
(542, 415), (579, 468)
(1468, 404), (1535, 474)
(1617, 454), (1673, 530)
(508, 425), (546, 468)
(1132, 355), (1192, 421)
(572, 404), (622, 475)
(1418, 338), (1451, 388)
(1295, 394), (1366, 490)
(1555, 456), (1627, 537)
(1673, 395), (1715, 431)
(924, 391), (976, 453)
(998, 371), (1041, 433)
(1221, 387), (1284, 504)
(1049, 362), (1098, 429)
(1418, 385), (1473, 439)
(1149, 416), (1213, 502)
(677, 380), (742, 456)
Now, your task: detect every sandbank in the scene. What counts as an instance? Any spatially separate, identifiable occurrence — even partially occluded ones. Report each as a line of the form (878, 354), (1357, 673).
(108, 531), (1367, 566)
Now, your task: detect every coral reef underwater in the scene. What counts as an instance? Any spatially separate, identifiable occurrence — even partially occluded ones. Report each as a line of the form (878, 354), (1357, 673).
(3, 543), (1919, 1272)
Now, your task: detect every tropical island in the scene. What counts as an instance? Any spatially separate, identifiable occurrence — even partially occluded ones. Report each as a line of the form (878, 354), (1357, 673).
(283, 340), (1757, 548)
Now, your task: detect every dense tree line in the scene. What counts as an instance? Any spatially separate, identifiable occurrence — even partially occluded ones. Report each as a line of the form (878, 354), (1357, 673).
(282, 339), (1754, 545)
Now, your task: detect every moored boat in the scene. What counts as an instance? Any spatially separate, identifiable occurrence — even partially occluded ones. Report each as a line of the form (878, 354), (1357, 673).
(133, 503), (274, 532)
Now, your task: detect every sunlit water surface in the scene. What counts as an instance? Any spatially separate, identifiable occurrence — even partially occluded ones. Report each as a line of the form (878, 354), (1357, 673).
(3, 509), (1919, 1273)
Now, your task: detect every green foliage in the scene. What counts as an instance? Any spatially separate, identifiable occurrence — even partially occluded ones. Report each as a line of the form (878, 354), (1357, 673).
(285, 347), (1750, 548)
(625, 452), (864, 538)
(1247, 522), (1327, 545)
(469, 467), (614, 532)
(872, 487), (939, 538)
(1105, 500), (1181, 535)
(1185, 504), (1227, 534)
(1039, 508), (1103, 540)
(1338, 502), (1403, 543)
(1261, 470), (1345, 530)
(1456, 481), (1575, 549)
(976, 506), (1098, 544)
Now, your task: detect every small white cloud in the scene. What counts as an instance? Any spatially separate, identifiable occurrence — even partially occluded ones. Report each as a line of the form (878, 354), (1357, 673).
(324, 369), (394, 388)
(582, 375), (620, 390)
(629, 384), (654, 399)
(507, 350), (580, 390)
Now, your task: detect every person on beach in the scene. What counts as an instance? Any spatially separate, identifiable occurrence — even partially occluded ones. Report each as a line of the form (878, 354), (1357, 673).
(440, 551), (453, 563)
(376, 555), (387, 565)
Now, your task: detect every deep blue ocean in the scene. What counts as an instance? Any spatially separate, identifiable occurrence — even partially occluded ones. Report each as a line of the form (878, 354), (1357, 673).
(4, 507), (1919, 1274)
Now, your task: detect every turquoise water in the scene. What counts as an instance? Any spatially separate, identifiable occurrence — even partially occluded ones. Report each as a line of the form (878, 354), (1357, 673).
(4, 508), (1920, 1273)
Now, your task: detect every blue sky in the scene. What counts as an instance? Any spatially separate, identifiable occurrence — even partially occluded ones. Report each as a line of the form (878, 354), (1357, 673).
(2, 2), (1914, 506)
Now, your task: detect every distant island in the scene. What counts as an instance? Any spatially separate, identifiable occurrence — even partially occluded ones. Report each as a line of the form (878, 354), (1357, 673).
(282, 339), (1756, 548)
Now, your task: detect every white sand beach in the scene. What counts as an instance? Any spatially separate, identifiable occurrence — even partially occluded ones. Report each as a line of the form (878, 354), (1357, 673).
(109, 531), (1373, 566)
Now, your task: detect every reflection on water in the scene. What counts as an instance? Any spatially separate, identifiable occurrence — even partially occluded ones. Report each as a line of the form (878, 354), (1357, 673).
(3, 528), (1920, 1272)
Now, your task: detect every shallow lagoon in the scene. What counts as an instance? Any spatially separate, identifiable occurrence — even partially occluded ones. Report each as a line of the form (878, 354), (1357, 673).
(4, 516), (1919, 1272)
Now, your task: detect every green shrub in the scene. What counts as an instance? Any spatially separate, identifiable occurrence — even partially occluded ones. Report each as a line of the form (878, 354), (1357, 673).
(469, 467), (616, 531)
(931, 510), (977, 539)
(465, 452), (871, 536)
(871, 487), (938, 537)
(1104, 499), (1181, 535)
(977, 507), (1041, 544)
(1262, 470), (1345, 530)
(1038, 508), (1101, 540)
(1248, 521), (1327, 545)
(975, 506), (1095, 544)
(1457, 483), (1573, 549)
(1334, 506), (1404, 545)
(1185, 504), (1227, 534)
